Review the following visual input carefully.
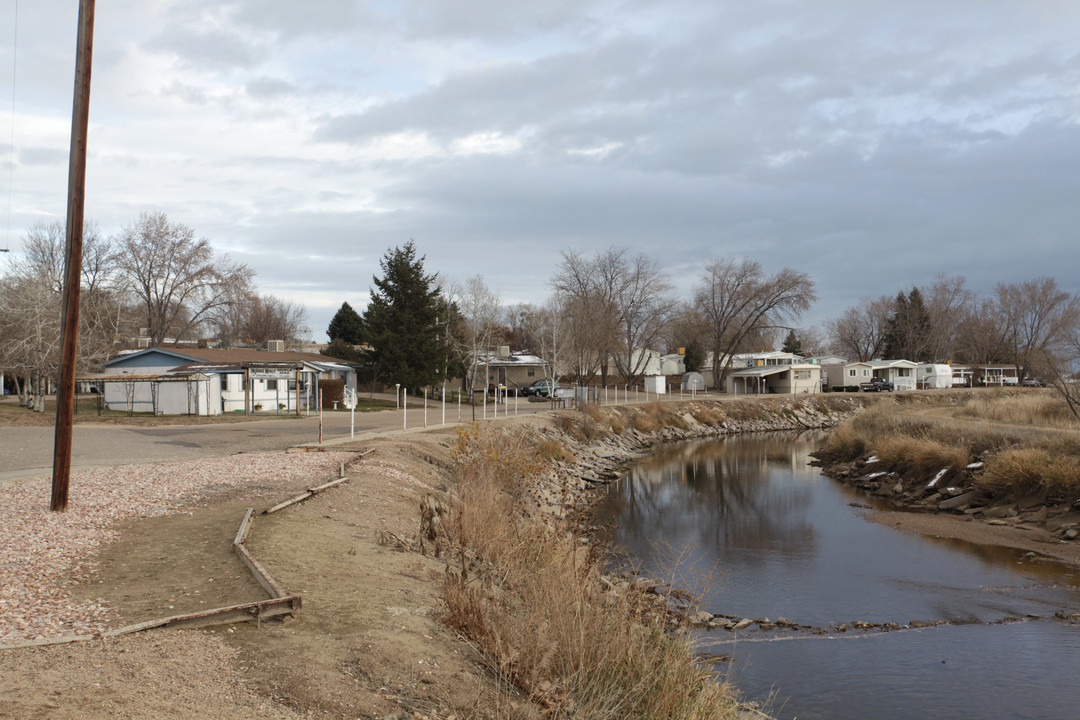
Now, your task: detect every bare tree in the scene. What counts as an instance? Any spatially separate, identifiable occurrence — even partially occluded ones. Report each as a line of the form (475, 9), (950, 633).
(551, 249), (622, 386)
(0, 222), (122, 405)
(794, 325), (828, 357)
(522, 296), (567, 394)
(0, 275), (62, 406)
(953, 297), (1012, 366)
(552, 248), (671, 387)
(1039, 330), (1080, 418)
(610, 252), (672, 387)
(114, 212), (253, 345)
(447, 275), (501, 417)
(693, 258), (816, 389)
(924, 273), (975, 362)
(242, 294), (309, 346)
(826, 295), (893, 361)
(995, 277), (1080, 382)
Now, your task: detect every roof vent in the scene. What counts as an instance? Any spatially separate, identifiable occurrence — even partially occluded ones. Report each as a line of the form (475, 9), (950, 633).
(267, 339), (285, 352)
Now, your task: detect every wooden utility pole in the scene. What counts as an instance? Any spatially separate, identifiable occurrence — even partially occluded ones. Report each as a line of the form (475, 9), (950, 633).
(51, 0), (96, 512)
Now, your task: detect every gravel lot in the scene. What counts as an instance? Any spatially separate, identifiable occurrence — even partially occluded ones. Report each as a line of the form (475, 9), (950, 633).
(0, 452), (356, 645)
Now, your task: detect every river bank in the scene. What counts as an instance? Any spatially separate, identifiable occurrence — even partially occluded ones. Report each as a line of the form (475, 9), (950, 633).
(810, 392), (1080, 570)
(21, 392), (1066, 718)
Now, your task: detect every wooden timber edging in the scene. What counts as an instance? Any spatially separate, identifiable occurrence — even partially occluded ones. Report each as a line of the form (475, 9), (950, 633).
(262, 448), (371, 515)
(0, 507), (302, 651)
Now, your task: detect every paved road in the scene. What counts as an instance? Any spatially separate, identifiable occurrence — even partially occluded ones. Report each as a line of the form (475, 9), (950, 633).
(0, 397), (559, 482)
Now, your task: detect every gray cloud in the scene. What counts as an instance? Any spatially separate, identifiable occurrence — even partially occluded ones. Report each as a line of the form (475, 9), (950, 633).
(7, 0), (1080, 342)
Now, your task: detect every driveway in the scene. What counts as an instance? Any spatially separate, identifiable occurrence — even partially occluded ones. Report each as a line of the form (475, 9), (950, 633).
(0, 398), (554, 482)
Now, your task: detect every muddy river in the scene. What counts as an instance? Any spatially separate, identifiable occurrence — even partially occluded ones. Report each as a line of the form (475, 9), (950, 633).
(594, 432), (1080, 720)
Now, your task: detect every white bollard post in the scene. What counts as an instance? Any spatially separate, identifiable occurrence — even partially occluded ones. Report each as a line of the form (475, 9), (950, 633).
(424, 388), (428, 428)
(403, 388), (407, 430)
(442, 382), (446, 425)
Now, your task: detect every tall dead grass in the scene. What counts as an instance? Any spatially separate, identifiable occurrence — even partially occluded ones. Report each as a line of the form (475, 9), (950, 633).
(821, 394), (1080, 495)
(956, 390), (1080, 429)
(443, 424), (740, 719)
(979, 438), (1080, 496)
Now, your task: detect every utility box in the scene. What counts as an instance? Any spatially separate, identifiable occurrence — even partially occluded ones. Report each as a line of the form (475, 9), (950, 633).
(644, 375), (666, 394)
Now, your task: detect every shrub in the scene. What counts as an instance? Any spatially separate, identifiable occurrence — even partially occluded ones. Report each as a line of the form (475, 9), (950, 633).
(443, 424), (741, 719)
(979, 443), (1080, 496)
(872, 435), (969, 476)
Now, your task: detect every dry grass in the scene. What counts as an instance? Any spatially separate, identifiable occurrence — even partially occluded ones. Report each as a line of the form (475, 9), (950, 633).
(823, 393), (1080, 494)
(956, 390), (1080, 429)
(871, 435), (970, 476)
(979, 439), (1080, 496)
(690, 404), (726, 426)
(443, 424), (741, 720)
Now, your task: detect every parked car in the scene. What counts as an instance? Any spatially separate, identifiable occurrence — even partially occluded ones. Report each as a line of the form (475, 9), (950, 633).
(1021, 377), (1044, 387)
(860, 377), (895, 392)
(521, 379), (559, 397)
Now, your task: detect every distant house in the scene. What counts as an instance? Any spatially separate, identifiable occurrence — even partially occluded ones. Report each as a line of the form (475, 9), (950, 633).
(90, 347), (357, 415)
(725, 351), (804, 369)
(820, 361), (874, 389)
(660, 353), (686, 376)
(951, 363), (1019, 387)
(918, 363), (954, 389)
(865, 359), (919, 391)
(805, 355), (848, 367)
(726, 363), (822, 395)
(470, 348), (548, 394)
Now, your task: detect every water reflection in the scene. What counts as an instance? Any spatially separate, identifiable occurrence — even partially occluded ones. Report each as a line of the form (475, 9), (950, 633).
(602, 433), (824, 570)
(594, 432), (1080, 720)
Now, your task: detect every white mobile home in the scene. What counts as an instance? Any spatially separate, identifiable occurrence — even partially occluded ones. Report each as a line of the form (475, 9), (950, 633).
(726, 363), (821, 395)
(918, 363), (953, 389)
(821, 361), (873, 389)
(97, 347), (357, 415)
(865, 359), (919, 391)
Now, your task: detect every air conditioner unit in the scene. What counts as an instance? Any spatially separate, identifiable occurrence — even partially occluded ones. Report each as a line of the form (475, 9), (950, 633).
(267, 339), (285, 352)
(137, 337), (151, 348)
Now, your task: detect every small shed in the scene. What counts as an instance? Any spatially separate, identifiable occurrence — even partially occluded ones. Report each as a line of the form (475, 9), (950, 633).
(682, 372), (707, 391)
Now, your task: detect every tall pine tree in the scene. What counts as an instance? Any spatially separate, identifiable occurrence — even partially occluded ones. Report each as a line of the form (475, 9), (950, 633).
(883, 288), (931, 360)
(327, 301), (364, 344)
(781, 329), (802, 355)
(363, 241), (454, 389)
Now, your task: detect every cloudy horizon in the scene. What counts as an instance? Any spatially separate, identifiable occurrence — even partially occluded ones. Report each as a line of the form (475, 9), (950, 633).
(3, 0), (1079, 342)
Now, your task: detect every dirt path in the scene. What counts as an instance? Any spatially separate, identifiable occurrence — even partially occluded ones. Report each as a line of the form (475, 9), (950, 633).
(0, 429), (519, 720)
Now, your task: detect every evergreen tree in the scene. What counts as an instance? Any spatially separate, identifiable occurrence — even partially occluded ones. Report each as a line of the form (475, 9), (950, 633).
(327, 301), (364, 344)
(321, 337), (363, 364)
(682, 337), (704, 372)
(362, 241), (454, 389)
(883, 288), (932, 360)
(781, 329), (802, 355)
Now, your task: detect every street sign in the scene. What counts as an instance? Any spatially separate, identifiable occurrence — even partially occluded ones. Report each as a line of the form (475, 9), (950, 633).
(248, 368), (295, 380)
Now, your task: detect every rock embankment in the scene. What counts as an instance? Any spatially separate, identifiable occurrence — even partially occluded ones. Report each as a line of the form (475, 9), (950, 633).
(818, 454), (1080, 545)
(521, 395), (864, 521)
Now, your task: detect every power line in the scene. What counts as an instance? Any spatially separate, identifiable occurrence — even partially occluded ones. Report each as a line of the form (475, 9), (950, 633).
(3, 0), (17, 253)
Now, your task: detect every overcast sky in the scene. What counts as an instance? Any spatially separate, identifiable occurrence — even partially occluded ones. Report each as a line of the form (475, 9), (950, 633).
(2, 0), (1079, 342)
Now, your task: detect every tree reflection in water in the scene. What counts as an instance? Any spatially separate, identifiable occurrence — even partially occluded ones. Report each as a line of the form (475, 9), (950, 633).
(597, 433), (829, 576)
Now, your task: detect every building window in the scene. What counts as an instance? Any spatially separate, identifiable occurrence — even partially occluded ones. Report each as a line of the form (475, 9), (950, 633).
(266, 379), (278, 390)
(528, 369), (535, 378)
(848, 369), (856, 377)
(898, 368), (911, 377)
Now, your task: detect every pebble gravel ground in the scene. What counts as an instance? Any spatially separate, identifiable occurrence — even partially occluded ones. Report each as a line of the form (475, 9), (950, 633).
(0, 451), (356, 644)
